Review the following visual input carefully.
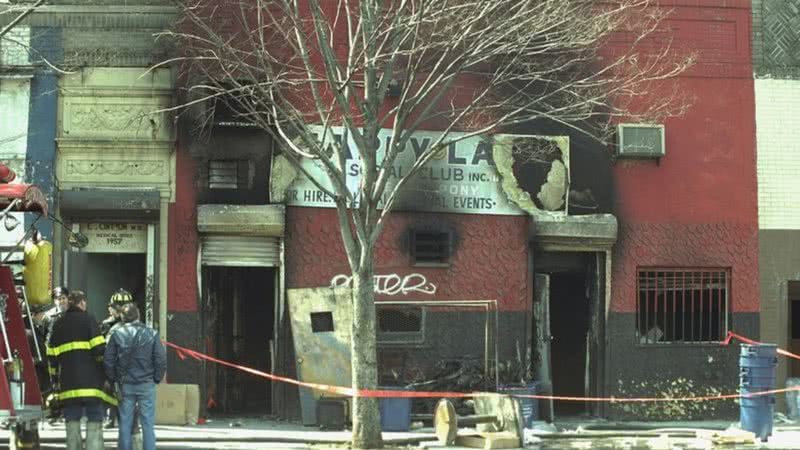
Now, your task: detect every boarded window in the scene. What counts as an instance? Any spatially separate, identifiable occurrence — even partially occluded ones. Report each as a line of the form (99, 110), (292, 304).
(411, 230), (451, 266)
(636, 269), (730, 344)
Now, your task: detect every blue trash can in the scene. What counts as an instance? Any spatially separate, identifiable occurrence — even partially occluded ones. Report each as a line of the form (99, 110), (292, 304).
(378, 386), (412, 432)
(498, 382), (540, 429)
(740, 344), (777, 442)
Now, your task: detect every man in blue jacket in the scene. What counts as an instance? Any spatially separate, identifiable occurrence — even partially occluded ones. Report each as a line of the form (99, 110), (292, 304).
(104, 303), (167, 450)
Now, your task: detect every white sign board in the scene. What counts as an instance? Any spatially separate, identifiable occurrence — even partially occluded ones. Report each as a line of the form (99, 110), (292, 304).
(79, 223), (147, 253)
(284, 126), (527, 215)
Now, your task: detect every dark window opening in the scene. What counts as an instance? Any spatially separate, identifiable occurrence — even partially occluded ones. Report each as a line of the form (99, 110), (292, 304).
(378, 307), (423, 332)
(411, 230), (451, 266)
(792, 300), (800, 340)
(310, 312), (334, 333)
(376, 306), (425, 345)
(209, 88), (260, 128)
(636, 269), (730, 344)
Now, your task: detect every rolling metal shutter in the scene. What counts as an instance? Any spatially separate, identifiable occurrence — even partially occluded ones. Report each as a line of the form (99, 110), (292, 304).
(201, 235), (281, 267)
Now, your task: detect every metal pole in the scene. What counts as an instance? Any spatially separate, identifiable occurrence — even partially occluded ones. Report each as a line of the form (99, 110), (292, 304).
(21, 287), (42, 362)
(0, 294), (14, 363)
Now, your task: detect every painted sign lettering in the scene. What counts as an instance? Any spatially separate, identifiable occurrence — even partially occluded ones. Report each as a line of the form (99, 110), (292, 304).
(285, 126), (525, 216)
(79, 223), (147, 253)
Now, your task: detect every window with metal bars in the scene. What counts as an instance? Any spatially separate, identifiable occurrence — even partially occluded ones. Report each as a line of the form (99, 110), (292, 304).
(636, 269), (730, 344)
(411, 230), (451, 266)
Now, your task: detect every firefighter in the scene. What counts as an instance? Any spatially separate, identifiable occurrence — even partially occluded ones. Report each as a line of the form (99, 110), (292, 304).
(101, 288), (134, 429)
(43, 286), (70, 424)
(47, 290), (116, 450)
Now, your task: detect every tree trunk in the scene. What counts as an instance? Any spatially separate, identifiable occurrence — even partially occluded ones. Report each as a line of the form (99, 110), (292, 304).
(350, 265), (383, 449)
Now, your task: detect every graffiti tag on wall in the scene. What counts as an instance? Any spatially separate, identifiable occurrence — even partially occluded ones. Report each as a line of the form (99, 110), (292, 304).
(330, 273), (437, 296)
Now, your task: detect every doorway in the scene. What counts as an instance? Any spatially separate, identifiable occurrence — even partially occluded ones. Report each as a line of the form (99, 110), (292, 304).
(202, 266), (275, 415)
(549, 272), (590, 416)
(532, 251), (605, 420)
(790, 281), (800, 378)
(68, 253), (147, 322)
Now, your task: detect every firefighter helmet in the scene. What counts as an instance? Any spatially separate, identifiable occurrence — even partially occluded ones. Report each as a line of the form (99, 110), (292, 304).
(109, 289), (133, 306)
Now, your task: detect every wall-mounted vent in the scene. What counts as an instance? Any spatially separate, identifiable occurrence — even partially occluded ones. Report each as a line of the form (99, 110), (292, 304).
(207, 159), (252, 190)
(617, 124), (665, 158)
(411, 230), (451, 266)
(208, 160), (239, 189)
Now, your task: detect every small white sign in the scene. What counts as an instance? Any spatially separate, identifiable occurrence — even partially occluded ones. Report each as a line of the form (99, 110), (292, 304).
(79, 223), (147, 253)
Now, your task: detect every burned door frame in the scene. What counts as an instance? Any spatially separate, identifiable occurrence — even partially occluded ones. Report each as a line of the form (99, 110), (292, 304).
(529, 214), (617, 419)
(532, 251), (607, 418)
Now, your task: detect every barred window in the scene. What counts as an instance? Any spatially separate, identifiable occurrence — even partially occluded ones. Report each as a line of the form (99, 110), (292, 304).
(637, 269), (730, 344)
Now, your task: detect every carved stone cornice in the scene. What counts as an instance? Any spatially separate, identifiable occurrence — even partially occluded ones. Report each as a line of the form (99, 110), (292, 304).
(66, 102), (165, 137)
(58, 68), (175, 141)
(65, 160), (166, 177)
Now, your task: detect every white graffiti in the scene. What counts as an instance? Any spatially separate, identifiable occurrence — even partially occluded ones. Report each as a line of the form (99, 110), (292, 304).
(330, 273), (437, 296)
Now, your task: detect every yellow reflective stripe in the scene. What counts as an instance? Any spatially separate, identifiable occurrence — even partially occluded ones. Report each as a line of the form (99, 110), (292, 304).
(49, 336), (104, 357)
(47, 366), (57, 375)
(49, 341), (89, 356)
(56, 389), (118, 406)
(89, 335), (105, 348)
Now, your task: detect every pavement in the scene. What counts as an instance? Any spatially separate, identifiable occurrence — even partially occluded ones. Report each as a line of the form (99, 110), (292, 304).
(1, 417), (800, 449)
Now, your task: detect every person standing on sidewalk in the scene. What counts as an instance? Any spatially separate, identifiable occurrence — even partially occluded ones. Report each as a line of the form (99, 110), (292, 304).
(100, 288), (135, 429)
(47, 290), (116, 450)
(104, 303), (166, 450)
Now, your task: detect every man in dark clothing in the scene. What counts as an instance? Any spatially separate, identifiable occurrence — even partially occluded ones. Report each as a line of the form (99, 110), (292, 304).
(47, 290), (116, 450)
(43, 286), (69, 424)
(45, 286), (69, 345)
(104, 303), (166, 450)
(100, 288), (134, 429)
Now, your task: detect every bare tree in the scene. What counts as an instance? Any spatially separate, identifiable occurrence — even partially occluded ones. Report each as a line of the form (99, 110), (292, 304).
(0, 0), (44, 39)
(161, 0), (691, 447)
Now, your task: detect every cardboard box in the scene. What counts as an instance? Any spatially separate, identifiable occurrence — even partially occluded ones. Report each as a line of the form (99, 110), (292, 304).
(156, 384), (200, 425)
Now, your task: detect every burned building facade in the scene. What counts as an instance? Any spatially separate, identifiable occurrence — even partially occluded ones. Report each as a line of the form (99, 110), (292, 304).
(160, 0), (759, 423)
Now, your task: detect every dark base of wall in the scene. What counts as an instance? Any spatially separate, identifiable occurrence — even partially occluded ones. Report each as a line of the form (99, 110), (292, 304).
(166, 311), (202, 386)
(163, 308), (760, 421)
(605, 312), (759, 420)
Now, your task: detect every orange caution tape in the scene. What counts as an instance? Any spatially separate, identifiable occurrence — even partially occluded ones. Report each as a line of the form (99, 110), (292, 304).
(162, 331), (800, 403)
(723, 331), (800, 360)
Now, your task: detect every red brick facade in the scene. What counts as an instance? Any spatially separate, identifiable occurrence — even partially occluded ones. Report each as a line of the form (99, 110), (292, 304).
(284, 208), (530, 311)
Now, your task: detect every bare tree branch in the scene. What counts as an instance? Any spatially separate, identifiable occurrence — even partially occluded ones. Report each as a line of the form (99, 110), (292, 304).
(160, 1), (693, 445)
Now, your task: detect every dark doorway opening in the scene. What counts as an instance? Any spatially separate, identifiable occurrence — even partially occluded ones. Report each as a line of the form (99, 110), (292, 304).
(203, 266), (275, 415)
(789, 281), (800, 378)
(549, 272), (590, 416)
(69, 253), (147, 323)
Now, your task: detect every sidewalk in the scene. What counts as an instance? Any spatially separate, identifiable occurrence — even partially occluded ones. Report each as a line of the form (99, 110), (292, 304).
(2, 418), (800, 449)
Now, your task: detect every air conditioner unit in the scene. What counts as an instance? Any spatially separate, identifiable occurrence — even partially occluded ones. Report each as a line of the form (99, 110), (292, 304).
(616, 124), (665, 158)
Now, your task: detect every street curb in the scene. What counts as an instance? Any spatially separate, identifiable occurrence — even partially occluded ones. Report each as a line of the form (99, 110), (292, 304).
(30, 435), (439, 445)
